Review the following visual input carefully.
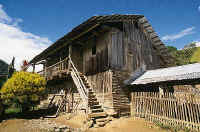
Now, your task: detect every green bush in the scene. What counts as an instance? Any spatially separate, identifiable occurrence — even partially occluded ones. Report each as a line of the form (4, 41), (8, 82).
(0, 71), (46, 112)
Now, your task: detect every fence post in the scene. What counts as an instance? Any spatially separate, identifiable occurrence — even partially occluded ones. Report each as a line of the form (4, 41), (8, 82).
(131, 92), (136, 117)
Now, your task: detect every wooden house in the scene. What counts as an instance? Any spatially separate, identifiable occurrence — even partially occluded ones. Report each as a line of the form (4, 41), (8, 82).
(0, 59), (9, 88)
(30, 15), (173, 121)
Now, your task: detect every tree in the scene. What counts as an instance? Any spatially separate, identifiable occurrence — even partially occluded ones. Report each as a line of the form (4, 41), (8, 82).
(0, 72), (46, 112)
(184, 42), (196, 49)
(166, 45), (197, 66)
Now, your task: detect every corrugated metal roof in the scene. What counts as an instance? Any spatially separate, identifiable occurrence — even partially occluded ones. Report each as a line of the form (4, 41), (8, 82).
(30, 14), (173, 65)
(131, 63), (200, 85)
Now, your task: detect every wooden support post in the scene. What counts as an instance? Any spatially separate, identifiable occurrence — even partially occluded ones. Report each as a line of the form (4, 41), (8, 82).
(131, 92), (136, 117)
(72, 92), (74, 111)
(44, 61), (47, 79)
(32, 64), (35, 73)
(69, 45), (72, 58)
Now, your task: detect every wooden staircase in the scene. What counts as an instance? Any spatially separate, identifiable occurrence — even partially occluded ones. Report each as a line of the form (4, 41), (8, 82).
(69, 58), (109, 127)
(112, 74), (130, 116)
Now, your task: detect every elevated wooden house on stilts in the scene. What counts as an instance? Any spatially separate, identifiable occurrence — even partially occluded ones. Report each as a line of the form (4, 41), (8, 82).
(30, 14), (173, 124)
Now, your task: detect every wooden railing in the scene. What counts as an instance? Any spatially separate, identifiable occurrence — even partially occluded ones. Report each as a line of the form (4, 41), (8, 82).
(68, 57), (88, 112)
(131, 92), (200, 131)
(41, 56), (89, 112)
(37, 70), (44, 76)
(45, 57), (69, 79)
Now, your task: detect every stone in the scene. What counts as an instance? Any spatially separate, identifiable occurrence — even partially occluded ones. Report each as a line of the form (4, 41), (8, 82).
(64, 129), (70, 132)
(59, 125), (68, 129)
(55, 128), (61, 132)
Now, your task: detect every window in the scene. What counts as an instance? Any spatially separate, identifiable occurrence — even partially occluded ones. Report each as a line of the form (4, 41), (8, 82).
(135, 22), (139, 29)
(128, 43), (133, 55)
(92, 44), (96, 55)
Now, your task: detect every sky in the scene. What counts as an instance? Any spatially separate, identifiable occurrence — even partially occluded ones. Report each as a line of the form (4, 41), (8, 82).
(0, 0), (200, 70)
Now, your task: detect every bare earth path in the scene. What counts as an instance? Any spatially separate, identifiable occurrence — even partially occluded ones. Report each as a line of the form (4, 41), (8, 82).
(0, 116), (170, 132)
(87, 117), (169, 132)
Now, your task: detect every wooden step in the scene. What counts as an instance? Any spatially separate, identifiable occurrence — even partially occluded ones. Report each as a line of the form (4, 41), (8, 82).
(90, 105), (102, 109)
(89, 98), (97, 101)
(91, 108), (104, 113)
(96, 117), (110, 122)
(86, 85), (90, 88)
(88, 94), (96, 98)
(88, 91), (94, 94)
(88, 112), (107, 118)
(89, 101), (99, 105)
(96, 121), (107, 127)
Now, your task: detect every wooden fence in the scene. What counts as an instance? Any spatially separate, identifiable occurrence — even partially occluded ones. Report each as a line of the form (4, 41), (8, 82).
(131, 92), (200, 131)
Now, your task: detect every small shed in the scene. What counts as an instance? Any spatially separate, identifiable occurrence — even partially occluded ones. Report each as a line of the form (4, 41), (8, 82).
(129, 63), (200, 92)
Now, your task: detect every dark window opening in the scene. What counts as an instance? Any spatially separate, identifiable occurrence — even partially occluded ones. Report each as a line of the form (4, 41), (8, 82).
(135, 22), (139, 29)
(128, 43), (133, 55)
(92, 44), (96, 55)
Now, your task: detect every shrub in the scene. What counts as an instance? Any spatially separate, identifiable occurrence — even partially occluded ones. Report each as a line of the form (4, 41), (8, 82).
(0, 71), (46, 112)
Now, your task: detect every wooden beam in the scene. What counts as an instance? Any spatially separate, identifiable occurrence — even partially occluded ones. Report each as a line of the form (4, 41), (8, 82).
(37, 23), (100, 61)
(32, 64), (35, 73)
(143, 25), (151, 29)
(151, 36), (159, 40)
(154, 40), (161, 44)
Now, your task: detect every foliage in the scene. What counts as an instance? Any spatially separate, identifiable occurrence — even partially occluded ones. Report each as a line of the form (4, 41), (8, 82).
(184, 42), (197, 49)
(191, 47), (200, 63)
(167, 46), (199, 66)
(0, 72), (46, 112)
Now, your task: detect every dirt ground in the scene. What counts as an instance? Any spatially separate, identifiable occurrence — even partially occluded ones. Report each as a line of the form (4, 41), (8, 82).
(87, 117), (169, 132)
(0, 115), (170, 132)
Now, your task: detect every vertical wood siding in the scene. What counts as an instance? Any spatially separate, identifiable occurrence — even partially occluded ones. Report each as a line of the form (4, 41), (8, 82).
(123, 21), (164, 72)
(110, 21), (164, 73)
(83, 31), (111, 75)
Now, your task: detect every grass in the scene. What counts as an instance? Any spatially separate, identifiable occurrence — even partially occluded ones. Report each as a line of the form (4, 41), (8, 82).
(5, 107), (21, 115)
(191, 47), (200, 63)
(152, 120), (198, 132)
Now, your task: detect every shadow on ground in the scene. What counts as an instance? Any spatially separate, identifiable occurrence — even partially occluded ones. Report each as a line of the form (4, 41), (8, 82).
(1, 107), (57, 122)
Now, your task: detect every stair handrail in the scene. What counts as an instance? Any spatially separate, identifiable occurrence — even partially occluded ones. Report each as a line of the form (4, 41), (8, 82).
(68, 57), (89, 112)
(70, 67), (88, 111)
(70, 69), (87, 101)
(69, 57), (88, 97)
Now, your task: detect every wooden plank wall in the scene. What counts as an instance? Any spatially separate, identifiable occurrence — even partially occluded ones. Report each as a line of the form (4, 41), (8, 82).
(112, 71), (130, 116)
(46, 46), (69, 67)
(111, 28), (125, 69)
(123, 21), (164, 73)
(131, 92), (200, 131)
(87, 70), (114, 113)
(83, 31), (111, 75)
(71, 45), (83, 72)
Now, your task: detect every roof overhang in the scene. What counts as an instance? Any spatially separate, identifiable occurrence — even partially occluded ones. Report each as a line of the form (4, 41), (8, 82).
(129, 63), (200, 86)
(30, 14), (174, 66)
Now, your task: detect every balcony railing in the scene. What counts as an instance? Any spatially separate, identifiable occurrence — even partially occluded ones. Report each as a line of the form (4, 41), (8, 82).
(37, 57), (69, 80)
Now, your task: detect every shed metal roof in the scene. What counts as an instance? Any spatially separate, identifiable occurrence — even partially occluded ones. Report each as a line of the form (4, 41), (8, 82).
(131, 63), (200, 85)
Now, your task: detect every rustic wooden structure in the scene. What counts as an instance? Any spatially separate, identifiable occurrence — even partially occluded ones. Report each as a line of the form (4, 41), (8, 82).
(30, 15), (173, 122)
(0, 59), (9, 78)
(129, 63), (200, 131)
(131, 92), (200, 131)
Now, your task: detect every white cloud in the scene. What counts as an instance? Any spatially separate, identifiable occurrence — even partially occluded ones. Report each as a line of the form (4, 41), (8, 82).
(195, 41), (200, 47)
(0, 4), (12, 23)
(0, 4), (51, 70)
(162, 27), (195, 41)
